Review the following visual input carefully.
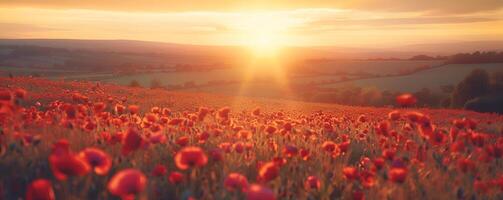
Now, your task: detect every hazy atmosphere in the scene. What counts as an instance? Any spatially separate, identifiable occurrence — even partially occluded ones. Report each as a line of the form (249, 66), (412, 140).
(1, 1), (503, 200)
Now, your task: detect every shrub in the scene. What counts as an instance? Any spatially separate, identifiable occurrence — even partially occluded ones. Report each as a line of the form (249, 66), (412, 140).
(451, 69), (490, 108)
(464, 94), (503, 114)
(129, 80), (141, 87)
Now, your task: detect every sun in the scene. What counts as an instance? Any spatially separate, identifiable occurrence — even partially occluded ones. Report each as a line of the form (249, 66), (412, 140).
(228, 12), (294, 58)
(248, 32), (282, 57)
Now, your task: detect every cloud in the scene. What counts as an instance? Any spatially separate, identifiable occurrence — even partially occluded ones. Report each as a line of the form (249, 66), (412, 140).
(1, 0), (502, 14)
(310, 16), (500, 27)
(0, 23), (60, 32)
(335, 0), (503, 14)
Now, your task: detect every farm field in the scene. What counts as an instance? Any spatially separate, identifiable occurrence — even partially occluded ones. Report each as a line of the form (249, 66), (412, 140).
(0, 77), (502, 199)
(321, 63), (503, 92)
(1, 59), (443, 88)
(299, 60), (444, 75)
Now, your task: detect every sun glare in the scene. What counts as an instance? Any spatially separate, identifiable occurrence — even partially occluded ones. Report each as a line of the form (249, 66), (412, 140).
(237, 16), (291, 98)
(227, 12), (297, 57)
(248, 32), (282, 57)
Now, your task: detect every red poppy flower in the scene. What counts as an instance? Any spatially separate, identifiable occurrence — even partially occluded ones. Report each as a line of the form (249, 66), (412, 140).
(150, 106), (160, 114)
(168, 171), (184, 184)
(265, 126), (277, 135)
(430, 129), (447, 145)
(128, 105), (140, 115)
(357, 115), (367, 123)
(339, 141), (350, 153)
(154, 106), (166, 115)
(149, 133), (166, 144)
(234, 142), (245, 153)
(14, 88), (27, 99)
(353, 190), (365, 200)
(457, 158), (476, 173)
(26, 179), (55, 200)
(360, 170), (376, 188)
(93, 102), (106, 113)
(197, 107), (210, 121)
(388, 110), (401, 121)
(388, 167), (407, 183)
(121, 128), (143, 155)
(176, 136), (189, 147)
(144, 113), (158, 123)
(246, 184), (275, 200)
(49, 140), (90, 181)
(470, 132), (486, 147)
(115, 104), (125, 115)
(322, 141), (337, 152)
(304, 176), (321, 190)
(376, 121), (390, 136)
(474, 180), (491, 194)
(197, 131), (210, 143)
(218, 107), (230, 118)
(209, 148), (224, 162)
(224, 173), (249, 192)
(108, 169), (147, 200)
(343, 167), (359, 181)
(272, 157), (287, 167)
(168, 118), (183, 126)
(252, 107), (260, 116)
(300, 148), (310, 160)
(78, 147), (112, 175)
(174, 146), (208, 170)
(258, 162), (279, 182)
(396, 93), (417, 107)
(219, 142), (232, 153)
(0, 90), (12, 102)
(283, 122), (292, 131)
(382, 149), (396, 161)
(49, 151), (90, 181)
(238, 130), (252, 140)
(463, 118), (477, 129)
(152, 164), (167, 177)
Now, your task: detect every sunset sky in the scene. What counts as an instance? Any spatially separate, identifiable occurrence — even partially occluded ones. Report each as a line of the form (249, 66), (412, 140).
(1, 0), (502, 48)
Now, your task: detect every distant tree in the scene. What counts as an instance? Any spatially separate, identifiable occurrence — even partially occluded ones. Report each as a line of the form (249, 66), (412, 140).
(491, 71), (503, 83)
(490, 71), (503, 93)
(451, 69), (490, 108)
(414, 88), (442, 107)
(464, 94), (503, 114)
(441, 97), (452, 108)
(440, 85), (454, 94)
(446, 51), (503, 64)
(150, 79), (163, 89)
(409, 55), (435, 60)
(361, 87), (382, 106)
(184, 81), (196, 88)
(31, 73), (41, 78)
(380, 90), (398, 106)
(129, 80), (141, 87)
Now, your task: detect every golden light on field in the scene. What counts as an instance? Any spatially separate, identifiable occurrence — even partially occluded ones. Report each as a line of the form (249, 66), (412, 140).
(226, 11), (293, 97)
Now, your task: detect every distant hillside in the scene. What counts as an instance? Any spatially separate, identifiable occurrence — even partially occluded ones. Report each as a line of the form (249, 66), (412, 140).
(2, 38), (502, 59)
(398, 41), (503, 55)
(1, 39), (502, 71)
(0, 39), (232, 55)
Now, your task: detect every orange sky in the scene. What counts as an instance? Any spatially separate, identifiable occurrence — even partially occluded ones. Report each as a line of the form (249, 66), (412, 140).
(1, 1), (503, 48)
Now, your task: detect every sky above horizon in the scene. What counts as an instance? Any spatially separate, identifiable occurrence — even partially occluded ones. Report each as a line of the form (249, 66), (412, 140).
(1, 1), (503, 48)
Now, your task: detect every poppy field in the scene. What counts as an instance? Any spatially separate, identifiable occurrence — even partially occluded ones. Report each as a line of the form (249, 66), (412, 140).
(1, 77), (503, 200)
